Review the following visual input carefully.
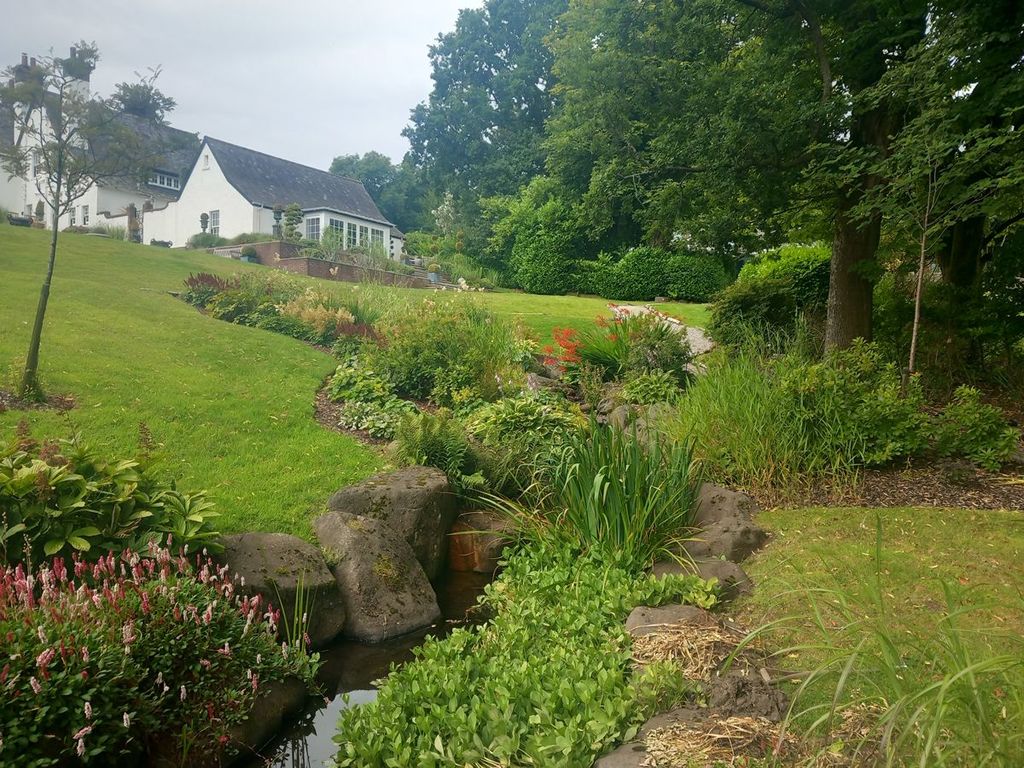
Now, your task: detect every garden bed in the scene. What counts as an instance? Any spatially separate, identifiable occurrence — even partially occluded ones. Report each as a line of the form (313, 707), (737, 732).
(0, 387), (76, 413)
(791, 458), (1024, 511)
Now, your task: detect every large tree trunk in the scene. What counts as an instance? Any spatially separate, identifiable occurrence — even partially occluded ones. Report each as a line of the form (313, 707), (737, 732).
(824, 106), (889, 349)
(937, 215), (985, 288)
(825, 194), (879, 348)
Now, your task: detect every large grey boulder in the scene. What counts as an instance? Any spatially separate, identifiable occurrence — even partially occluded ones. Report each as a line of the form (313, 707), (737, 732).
(653, 558), (753, 602)
(314, 511), (441, 642)
(326, 467), (458, 582)
(217, 533), (346, 649)
(683, 484), (767, 563)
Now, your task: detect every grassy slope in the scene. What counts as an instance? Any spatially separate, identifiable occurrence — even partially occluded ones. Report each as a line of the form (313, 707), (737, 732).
(0, 226), (383, 539)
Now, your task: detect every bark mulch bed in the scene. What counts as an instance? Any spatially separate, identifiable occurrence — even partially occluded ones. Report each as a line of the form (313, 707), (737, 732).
(784, 457), (1024, 511)
(0, 388), (76, 414)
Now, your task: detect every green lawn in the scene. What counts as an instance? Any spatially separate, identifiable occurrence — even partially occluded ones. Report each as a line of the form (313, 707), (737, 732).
(0, 226), (383, 539)
(738, 505), (1024, 716)
(0, 226), (707, 537)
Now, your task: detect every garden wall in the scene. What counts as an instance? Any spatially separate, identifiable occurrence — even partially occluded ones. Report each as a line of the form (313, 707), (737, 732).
(209, 240), (431, 288)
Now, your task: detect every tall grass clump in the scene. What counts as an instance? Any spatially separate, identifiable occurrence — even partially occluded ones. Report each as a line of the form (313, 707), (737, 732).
(667, 349), (817, 492)
(760, 521), (1024, 767)
(507, 424), (700, 573)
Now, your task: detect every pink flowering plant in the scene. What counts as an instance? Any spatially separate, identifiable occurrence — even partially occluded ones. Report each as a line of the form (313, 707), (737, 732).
(0, 427), (221, 566)
(0, 544), (317, 766)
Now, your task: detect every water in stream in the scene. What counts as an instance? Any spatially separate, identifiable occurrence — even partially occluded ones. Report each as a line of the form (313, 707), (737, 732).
(244, 571), (492, 768)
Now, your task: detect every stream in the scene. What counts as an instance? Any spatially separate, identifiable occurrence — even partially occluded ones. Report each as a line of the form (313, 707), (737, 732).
(242, 571), (492, 768)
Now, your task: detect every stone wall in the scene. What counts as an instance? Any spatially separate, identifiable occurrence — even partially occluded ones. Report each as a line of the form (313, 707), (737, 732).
(209, 240), (431, 288)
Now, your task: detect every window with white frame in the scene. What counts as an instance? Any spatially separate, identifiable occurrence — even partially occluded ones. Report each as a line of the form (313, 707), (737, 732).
(209, 209), (220, 236)
(306, 216), (321, 241)
(358, 225), (369, 247)
(346, 222), (357, 250)
(81, 205), (89, 226)
(69, 206), (76, 226)
(328, 218), (344, 234)
(370, 228), (385, 253)
(149, 172), (180, 190)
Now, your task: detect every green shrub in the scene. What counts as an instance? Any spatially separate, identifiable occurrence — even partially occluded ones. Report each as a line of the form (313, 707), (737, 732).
(666, 254), (729, 302)
(392, 410), (484, 493)
(1, 547), (315, 766)
(710, 243), (829, 346)
(552, 313), (692, 385)
(333, 544), (715, 766)
(524, 423), (701, 572)
(187, 232), (229, 249)
(252, 312), (316, 342)
(0, 433), (220, 565)
(364, 298), (532, 402)
(708, 276), (798, 347)
(620, 370), (682, 405)
(228, 232), (273, 245)
(781, 340), (929, 467)
(465, 394), (584, 495)
(599, 246), (674, 301)
(932, 386), (1020, 470)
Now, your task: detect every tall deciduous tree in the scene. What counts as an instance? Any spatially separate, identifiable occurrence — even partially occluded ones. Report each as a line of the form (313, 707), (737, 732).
(0, 43), (177, 398)
(404, 0), (567, 203)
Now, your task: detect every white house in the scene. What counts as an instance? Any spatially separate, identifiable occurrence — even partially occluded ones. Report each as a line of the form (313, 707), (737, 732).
(143, 137), (396, 252)
(0, 51), (198, 232)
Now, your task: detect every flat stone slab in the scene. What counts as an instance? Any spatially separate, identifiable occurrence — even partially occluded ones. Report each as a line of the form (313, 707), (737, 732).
(625, 604), (708, 637)
(653, 558), (753, 602)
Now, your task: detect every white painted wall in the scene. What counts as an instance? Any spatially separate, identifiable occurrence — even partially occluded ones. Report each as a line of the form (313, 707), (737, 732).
(390, 234), (405, 260)
(144, 142), (254, 247)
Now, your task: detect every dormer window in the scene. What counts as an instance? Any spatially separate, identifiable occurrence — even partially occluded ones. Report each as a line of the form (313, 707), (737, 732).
(149, 172), (180, 190)
(203, 154), (210, 169)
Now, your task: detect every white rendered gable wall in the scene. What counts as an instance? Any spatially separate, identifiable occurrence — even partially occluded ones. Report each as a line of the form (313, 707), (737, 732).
(143, 143), (255, 247)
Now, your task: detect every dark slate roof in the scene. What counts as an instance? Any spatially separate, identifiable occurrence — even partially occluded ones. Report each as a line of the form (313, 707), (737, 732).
(391, 227), (405, 238)
(205, 137), (392, 225)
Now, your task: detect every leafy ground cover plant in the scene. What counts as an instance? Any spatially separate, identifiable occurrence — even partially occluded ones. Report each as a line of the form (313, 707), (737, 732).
(0, 545), (317, 766)
(392, 410), (485, 493)
(619, 370), (682, 406)
(333, 543), (716, 767)
(1, 429), (220, 566)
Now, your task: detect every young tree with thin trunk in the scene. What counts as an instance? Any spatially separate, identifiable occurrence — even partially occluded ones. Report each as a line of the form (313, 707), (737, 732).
(0, 43), (174, 398)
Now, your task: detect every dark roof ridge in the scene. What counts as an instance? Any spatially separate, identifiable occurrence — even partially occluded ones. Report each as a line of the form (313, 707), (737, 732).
(202, 136), (363, 185)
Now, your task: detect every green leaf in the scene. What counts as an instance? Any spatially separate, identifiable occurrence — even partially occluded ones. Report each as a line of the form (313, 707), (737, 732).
(44, 538), (65, 555)
(68, 536), (91, 551)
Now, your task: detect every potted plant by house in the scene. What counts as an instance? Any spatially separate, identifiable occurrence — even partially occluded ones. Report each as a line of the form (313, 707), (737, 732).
(427, 262), (441, 284)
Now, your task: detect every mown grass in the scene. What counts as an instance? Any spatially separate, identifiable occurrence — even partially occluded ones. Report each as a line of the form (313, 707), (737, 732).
(0, 226), (383, 539)
(738, 505), (1024, 764)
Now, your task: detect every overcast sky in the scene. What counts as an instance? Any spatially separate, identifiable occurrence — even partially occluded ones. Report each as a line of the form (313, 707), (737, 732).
(4, 0), (477, 168)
